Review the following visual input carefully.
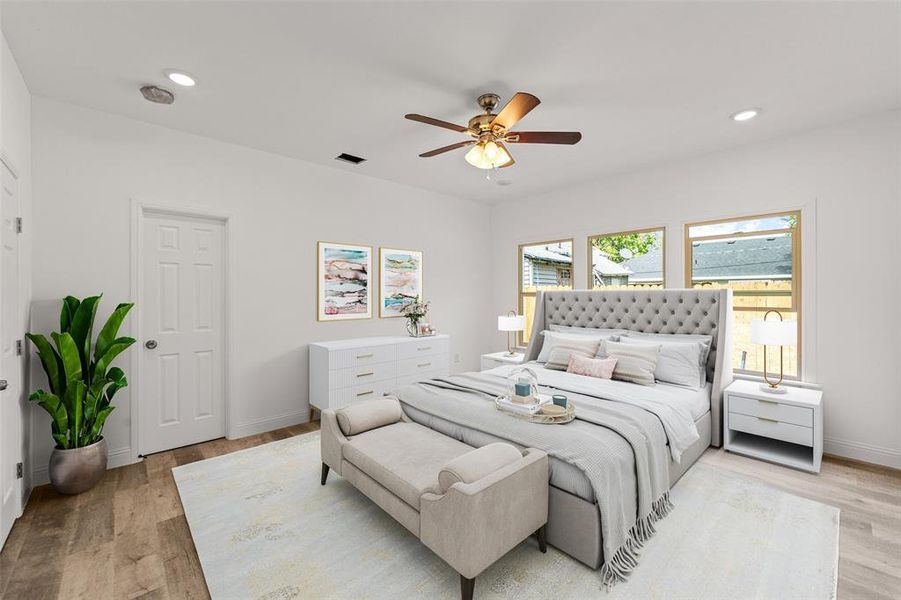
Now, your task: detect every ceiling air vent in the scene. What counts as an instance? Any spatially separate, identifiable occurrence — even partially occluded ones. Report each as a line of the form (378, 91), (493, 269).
(335, 153), (366, 165)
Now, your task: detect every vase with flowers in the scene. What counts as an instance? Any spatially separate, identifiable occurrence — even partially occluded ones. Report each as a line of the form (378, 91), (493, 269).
(402, 296), (431, 337)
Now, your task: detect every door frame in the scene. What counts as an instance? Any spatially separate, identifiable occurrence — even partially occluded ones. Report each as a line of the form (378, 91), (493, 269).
(130, 199), (235, 460)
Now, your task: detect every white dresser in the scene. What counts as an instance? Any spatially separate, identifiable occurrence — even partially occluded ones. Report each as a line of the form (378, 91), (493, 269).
(309, 335), (450, 411)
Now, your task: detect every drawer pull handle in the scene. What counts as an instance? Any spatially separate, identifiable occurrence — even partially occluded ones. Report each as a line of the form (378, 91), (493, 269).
(757, 398), (780, 405)
(356, 353), (374, 359)
(417, 347), (431, 351)
(356, 372), (374, 378)
(417, 362), (431, 368)
(756, 416), (780, 423)
(356, 390), (374, 397)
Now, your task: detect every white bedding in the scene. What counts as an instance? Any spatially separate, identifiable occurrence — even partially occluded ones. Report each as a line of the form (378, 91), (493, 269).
(485, 362), (709, 460)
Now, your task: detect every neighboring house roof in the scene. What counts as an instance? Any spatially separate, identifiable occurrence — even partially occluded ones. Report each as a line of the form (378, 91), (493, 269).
(591, 247), (632, 277)
(619, 250), (661, 281)
(523, 245), (573, 266)
(691, 234), (793, 280)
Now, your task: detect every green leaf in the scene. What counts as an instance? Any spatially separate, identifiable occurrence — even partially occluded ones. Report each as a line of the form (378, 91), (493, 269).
(105, 367), (128, 403)
(89, 406), (114, 441)
(52, 332), (83, 384)
(92, 337), (136, 383)
(60, 296), (80, 333)
(68, 295), (101, 375)
(26, 333), (64, 396)
(70, 381), (85, 447)
(94, 302), (133, 363)
(52, 433), (69, 449)
(32, 391), (69, 448)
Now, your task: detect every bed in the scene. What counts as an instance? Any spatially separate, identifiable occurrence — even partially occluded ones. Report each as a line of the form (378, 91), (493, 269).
(393, 289), (733, 582)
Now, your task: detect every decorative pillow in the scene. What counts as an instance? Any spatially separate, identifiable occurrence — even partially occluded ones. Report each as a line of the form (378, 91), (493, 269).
(536, 331), (602, 364)
(566, 354), (617, 379)
(597, 340), (661, 386)
(617, 338), (704, 389)
(545, 345), (595, 370)
(437, 443), (522, 494)
(620, 332), (713, 384)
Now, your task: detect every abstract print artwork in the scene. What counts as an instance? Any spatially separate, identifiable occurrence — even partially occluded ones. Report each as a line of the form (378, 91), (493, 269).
(379, 248), (423, 318)
(318, 242), (372, 320)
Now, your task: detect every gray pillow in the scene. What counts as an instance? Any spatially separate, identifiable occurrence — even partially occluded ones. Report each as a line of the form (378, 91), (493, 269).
(597, 340), (661, 386)
(536, 331), (602, 363)
(545, 345), (594, 371)
(620, 331), (713, 384)
(616, 338), (705, 390)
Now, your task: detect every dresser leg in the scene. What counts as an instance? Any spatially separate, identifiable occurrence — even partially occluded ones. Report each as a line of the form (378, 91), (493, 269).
(320, 463), (330, 486)
(537, 524), (547, 553)
(460, 575), (475, 600)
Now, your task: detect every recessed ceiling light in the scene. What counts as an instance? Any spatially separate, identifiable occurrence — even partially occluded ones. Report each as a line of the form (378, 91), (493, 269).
(166, 70), (196, 87)
(730, 108), (761, 122)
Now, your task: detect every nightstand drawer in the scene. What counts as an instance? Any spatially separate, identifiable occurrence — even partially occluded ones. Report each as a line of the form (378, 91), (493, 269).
(729, 394), (813, 427)
(729, 413), (813, 447)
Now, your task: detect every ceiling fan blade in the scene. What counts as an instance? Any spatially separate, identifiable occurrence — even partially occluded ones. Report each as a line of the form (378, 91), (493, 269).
(498, 143), (515, 168)
(419, 140), (475, 158)
(506, 131), (582, 145)
(490, 92), (540, 131)
(405, 113), (470, 133)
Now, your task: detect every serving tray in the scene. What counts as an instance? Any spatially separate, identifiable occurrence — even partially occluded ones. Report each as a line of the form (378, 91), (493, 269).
(494, 396), (575, 424)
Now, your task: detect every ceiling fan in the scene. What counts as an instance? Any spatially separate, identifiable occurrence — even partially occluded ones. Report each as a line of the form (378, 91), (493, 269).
(405, 92), (582, 170)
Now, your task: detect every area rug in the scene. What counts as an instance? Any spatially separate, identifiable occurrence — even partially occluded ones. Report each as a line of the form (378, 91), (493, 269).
(173, 431), (839, 600)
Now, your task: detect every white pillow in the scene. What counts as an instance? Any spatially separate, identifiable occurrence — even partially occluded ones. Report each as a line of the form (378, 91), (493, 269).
(620, 331), (712, 384)
(616, 338), (705, 390)
(548, 325), (630, 338)
(597, 340), (660, 386)
(536, 331), (603, 363)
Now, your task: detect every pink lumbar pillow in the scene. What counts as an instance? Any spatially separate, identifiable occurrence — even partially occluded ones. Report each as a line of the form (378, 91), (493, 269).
(567, 354), (617, 379)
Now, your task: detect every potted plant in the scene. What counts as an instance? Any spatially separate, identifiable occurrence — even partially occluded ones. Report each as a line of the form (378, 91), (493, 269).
(27, 295), (135, 495)
(402, 296), (430, 337)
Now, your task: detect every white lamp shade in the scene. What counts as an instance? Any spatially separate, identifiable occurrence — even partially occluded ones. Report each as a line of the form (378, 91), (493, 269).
(498, 315), (526, 332)
(750, 318), (797, 346)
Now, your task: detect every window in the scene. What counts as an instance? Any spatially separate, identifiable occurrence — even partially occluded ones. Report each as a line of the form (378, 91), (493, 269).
(519, 239), (574, 345)
(685, 211), (800, 377)
(587, 227), (665, 289)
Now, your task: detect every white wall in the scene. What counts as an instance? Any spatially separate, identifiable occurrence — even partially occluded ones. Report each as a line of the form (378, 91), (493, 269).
(490, 110), (901, 468)
(1, 32), (33, 503)
(29, 97), (493, 482)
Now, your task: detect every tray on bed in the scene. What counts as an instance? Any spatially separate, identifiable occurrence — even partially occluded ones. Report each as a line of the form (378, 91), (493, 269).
(494, 396), (576, 424)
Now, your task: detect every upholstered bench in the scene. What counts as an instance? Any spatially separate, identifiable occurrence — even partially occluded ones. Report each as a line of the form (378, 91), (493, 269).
(320, 397), (549, 600)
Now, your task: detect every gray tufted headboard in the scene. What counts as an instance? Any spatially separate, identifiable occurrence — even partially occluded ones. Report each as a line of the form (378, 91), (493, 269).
(524, 289), (733, 446)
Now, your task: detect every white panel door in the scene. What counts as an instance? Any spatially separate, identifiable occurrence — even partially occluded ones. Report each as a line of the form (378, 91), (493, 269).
(140, 213), (226, 454)
(0, 163), (21, 549)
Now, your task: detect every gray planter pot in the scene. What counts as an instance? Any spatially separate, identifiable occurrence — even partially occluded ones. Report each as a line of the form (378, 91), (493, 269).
(49, 437), (108, 495)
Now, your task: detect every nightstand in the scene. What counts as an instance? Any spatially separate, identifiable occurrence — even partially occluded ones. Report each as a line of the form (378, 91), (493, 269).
(480, 351), (525, 371)
(724, 379), (823, 473)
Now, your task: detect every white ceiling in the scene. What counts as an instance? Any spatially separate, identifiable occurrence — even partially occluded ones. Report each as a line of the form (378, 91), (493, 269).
(3, 1), (899, 203)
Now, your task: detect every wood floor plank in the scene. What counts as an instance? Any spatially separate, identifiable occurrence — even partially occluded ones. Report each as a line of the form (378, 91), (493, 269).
(3, 421), (898, 600)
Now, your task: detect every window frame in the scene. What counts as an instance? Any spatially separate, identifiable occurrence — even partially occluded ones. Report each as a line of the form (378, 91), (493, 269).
(586, 226), (666, 289)
(684, 210), (802, 378)
(518, 237), (574, 346)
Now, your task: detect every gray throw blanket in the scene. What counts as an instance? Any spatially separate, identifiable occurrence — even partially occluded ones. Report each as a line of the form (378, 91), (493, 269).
(393, 372), (674, 588)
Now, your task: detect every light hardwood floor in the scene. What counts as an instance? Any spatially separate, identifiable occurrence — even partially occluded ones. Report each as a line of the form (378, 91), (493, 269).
(1, 422), (898, 599)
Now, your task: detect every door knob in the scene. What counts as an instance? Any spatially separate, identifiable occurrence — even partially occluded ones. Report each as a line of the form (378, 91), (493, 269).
(0, 380), (7, 391)
(145, 340), (158, 350)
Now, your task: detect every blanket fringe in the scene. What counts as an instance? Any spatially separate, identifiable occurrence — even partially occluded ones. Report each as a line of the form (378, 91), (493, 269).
(599, 491), (674, 590)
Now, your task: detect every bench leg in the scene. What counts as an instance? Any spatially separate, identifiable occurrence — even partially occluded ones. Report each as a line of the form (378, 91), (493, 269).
(320, 463), (330, 486)
(537, 524), (547, 553)
(460, 575), (475, 600)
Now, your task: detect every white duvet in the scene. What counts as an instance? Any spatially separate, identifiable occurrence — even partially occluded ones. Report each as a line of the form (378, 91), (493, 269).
(486, 363), (708, 462)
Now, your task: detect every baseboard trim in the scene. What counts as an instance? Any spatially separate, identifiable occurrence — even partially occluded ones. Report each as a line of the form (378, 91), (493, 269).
(824, 437), (901, 469)
(30, 446), (138, 487)
(228, 409), (310, 440)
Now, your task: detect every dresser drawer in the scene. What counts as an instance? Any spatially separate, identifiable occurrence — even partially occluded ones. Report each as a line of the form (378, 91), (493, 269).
(329, 362), (397, 390)
(395, 368), (447, 389)
(396, 337), (449, 359)
(729, 413), (813, 447)
(397, 354), (448, 377)
(331, 344), (397, 370)
(729, 394), (812, 427)
(332, 379), (397, 409)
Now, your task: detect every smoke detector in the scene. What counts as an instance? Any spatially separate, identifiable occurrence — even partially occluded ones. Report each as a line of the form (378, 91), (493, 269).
(140, 85), (174, 105)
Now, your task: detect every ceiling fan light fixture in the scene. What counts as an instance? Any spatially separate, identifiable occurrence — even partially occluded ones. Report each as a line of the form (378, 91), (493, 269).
(465, 141), (512, 169)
